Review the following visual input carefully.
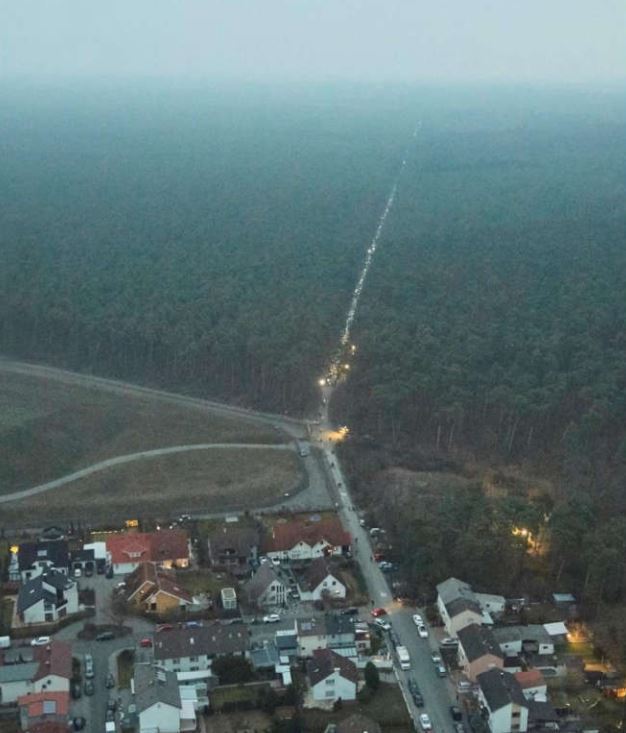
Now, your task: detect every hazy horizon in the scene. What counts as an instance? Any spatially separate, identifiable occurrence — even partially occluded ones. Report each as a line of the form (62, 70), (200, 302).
(2, 1), (625, 85)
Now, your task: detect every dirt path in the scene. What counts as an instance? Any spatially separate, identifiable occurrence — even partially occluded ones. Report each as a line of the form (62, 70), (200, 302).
(0, 443), (294, 504)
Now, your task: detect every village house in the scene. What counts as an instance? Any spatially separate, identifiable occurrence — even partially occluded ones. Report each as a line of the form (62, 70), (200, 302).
(296, 558), (346, 602)
(436, 578), (506, 637)
(124, 563), (193, 614)
(134, 664), (182, 733)
(106, 529), (190, 575)
(17, 571), (79, 625)
(477, 669), (529, 733)
(0, 642), (71, 704)
(207, 524), (260, 574)
(457, 624), (504, 682)
(153, 624), (249, 683)
(492, 626), (555, 657)
(14, 541), (70, 583)
(18, 691), (69, 730)
(244, 564), (287, 609)
(264, 516), (351, 561)
(515, 670), (548, 702)
(306, 648), (358, 703)
(297, 616), (356, 659)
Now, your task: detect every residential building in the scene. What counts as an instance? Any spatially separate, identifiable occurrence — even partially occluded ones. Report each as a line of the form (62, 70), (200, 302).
(220, 587), (237, 611)
(17, 571), (79, 625)
(106, 529), (189, 575)
(527, 700), (560, 731)
(124, 563), (192, 614)
(436, 577), (504, 637)
(207, 524), (259, 574)
(0, 643), (71, 704)
(18, 691), (69, 730)
(264, 516), (351, 561)
(297, 616), (356, 659)
(153, 624), (249, 680)
(307, 649), (358, 702)
(457, 624), (504, 682)
(69, 548), (95, 575)
(134, 664), (181, 733)
(493, 626), (554, 657)
(515, 670), (547, 702)
(275, 628), (298, 662)
(436, 578), (484, 637)
(244, 564), (287, 608)
(16, 541), (70, 582)
(477, 669), (529, 733)
(354, 623), (371, 655)
(296, 558), (346, 602)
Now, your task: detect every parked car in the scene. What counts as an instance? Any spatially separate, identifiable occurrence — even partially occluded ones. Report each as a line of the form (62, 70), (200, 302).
(450, 706), (463, 722)
(84, 565), (94, 577)
(412, 614), (424, 626)
(417, 624), (428, 639)
(84, 679), (95, 696)
(263, 614), (280, 623)
(105, 673), (115, 689)
(374, 618), (391, 631)
(105, 566), (114, 579)
(441, 637), (458, 647)
(30, 636), (51, 647)
(139, 638), (153, 648)
(454, 724), (466, 733)
(413, 690), (425, 707)
(71, 681), (82, 699)
(96, 631), (114, 641)
(431, 651), (442, 664)
(436, 663), (448, 677)
(408, 678), (418, 694)
(371, 607), (387, 618)
(73, 568), (82, 578)
(419, 714), (432, 731)
(341, 607), (359, 616)
(84, 654), (94, 678)
(71, 717), (86, 731)
(156, 624), (174, 633)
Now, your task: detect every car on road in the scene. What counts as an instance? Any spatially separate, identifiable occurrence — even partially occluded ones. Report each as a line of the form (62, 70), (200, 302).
(263, 614), (280, 623)
(454, 723), (466, 733)
(436, 662), (448, 677)
(374, 618), (391, 631)
(341, 607), (359, 616)
(371, 607), (387, 618)
(71, 717), (86, 731)
(84, 679), (95, 696)
(71, 681), (82, 699)
(156, 624), (174, 633)
(139, 637), (153, 648)
(105, 566), (114, 579)
(419, 713), (432, 731)
(105, 673), (115, 689)
(412, 689), (425, 707)
(450, 705), (463, 722)
(412, 614), (424, 626)
(30, 636), (51, 646)
(96, 631), (114, 641)
(84, 654), (94, 678)
(417, 624), (428, 639)
(431, 651), (442, 664)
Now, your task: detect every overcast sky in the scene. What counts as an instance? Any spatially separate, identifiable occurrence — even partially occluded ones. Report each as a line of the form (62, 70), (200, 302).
(1, 0), (624, 84)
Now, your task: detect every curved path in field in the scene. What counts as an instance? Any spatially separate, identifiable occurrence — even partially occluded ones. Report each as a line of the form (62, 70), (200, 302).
(0, 443), (294, 504)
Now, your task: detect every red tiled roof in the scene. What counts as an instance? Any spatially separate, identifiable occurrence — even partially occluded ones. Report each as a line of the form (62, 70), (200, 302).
(157, 575), (193, 603)
(18, 691), (70, 717)
(515, 669), (546, 689)
(33, 641), (72, 681)
(106, 530), (189, 566)
(266, 516), (351, 553)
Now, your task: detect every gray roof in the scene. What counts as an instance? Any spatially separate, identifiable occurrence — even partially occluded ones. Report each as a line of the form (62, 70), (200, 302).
(0, 662), (39, 683)
(3, 648), (35, 664)
(458, 624), (503, 663)
(134, 664), (181, 712)
(298, 558), (338, 592)
(493, 625), (552, 645)
(18, 540), (69, 572)
(154, 624), (249, 661)
(208, 525), (259, 559)
(275, 632), (297, 651)
(17, 571), (73, 613)
(478, 669), (528, 712)
(326, 615), (355, 638)
(250, 642), (280, 669)
(297, 616), (327, 638)
(437, 577), (482, 618)
(447, 597), (482, 618)
(244, 564), (283, 601)
(492, 627), (523, 644)
(528, 700), (559, 723)
(307, 648), (358, 686)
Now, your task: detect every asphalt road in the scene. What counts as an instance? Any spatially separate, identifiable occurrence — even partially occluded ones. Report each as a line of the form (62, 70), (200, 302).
(313, 384), (457, 733)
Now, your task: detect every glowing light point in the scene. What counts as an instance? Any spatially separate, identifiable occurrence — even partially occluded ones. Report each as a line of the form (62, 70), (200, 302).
(318, 378), (326, 387)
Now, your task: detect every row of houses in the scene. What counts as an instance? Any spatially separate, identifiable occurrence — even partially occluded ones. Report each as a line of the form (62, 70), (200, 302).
(437, 578), (572, 733)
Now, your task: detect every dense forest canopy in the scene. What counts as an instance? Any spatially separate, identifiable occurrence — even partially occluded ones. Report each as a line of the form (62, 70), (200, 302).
(2, 82), (626, 500)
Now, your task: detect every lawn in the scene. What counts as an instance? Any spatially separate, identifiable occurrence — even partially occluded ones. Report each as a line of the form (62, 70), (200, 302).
(176, 569), (234, 596)
(117, 649), (135, 689)
(0, 368), (284, 495)
(0, 447), (302, 524)
(303, 683), (411, 732)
